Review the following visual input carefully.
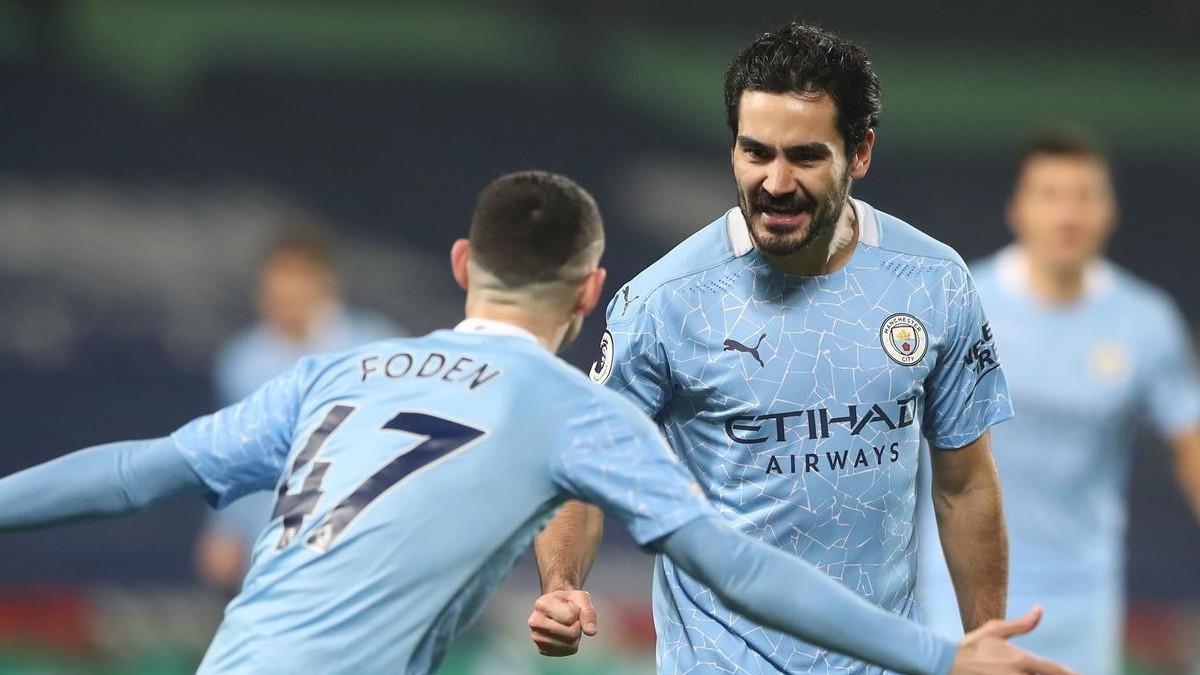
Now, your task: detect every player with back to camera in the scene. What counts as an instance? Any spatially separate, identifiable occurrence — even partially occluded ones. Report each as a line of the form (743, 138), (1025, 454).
(0, 172), (1071, 675)
(532, 21), (1021, 675)
(916, 129), (1200, 674)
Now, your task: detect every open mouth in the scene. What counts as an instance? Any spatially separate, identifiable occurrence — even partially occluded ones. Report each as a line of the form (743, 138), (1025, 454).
(759, 209), (812, 229)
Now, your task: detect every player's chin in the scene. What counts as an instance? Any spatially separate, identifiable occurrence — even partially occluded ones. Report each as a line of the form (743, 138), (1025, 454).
(751, 222), (812, 255)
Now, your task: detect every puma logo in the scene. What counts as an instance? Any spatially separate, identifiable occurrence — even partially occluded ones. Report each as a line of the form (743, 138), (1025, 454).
(723, 334), (767, 368)
(620, 286), (640, 315)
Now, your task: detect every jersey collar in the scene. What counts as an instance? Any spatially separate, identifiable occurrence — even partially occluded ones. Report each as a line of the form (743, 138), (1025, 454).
(454, 318), (540, 344)
(724, 198), (880, 257)
(994, 244), (1115, 300)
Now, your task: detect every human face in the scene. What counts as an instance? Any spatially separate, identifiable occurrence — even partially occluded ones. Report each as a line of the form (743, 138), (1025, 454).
(732, 91), (870, 256)
(1009, 155), (1116, 274)
(258, 252), (337, 340)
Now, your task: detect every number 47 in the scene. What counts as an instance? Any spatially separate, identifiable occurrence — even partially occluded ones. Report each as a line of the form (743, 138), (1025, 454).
(271, 405), (486, 553)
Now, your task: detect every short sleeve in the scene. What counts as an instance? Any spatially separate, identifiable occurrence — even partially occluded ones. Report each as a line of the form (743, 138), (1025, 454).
(172, 358), (312, 508)
(548, 396), (716, 546)
(923, 266), (1014, 449)
(1142, 300), (1200, 435)
(588, 287), (673, 417)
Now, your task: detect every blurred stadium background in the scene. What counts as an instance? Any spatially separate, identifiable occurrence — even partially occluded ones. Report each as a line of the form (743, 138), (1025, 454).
(0, 1), (1198, 673)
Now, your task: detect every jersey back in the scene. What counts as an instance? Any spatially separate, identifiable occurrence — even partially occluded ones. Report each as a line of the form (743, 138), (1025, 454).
(173, 328), (713, 675)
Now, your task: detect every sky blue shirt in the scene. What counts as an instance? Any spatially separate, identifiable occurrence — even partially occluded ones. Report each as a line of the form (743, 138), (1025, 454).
(918, 247), (1200, 599)
(592, 200), (1012, 674)
(173, 322), (715, 675)
(206, 306), (400, 551)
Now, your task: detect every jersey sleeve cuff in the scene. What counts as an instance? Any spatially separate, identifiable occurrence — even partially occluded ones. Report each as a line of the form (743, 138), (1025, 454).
(927, 406), (1014, 451)
(169, 431), (227, 509)
(635, 504), (717, 551)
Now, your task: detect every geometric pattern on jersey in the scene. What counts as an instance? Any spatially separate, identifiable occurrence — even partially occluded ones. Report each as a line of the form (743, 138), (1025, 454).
(171, 324), (714, 675)
(598, 199), (1013, 674)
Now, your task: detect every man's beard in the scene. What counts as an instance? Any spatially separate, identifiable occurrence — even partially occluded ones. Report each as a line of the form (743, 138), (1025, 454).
(737, 172), (852, 257)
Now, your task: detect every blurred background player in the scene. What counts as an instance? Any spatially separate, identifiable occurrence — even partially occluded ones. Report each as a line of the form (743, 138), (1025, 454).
(916, 128), (1200, 674)
(196, 228), (402, 592)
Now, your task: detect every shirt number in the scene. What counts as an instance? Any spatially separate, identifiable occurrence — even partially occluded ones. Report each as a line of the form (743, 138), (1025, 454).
(271, 406), (486, 553)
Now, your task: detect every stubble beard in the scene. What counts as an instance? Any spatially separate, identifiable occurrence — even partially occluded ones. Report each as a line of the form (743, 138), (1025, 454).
(737, 171), (852, 257)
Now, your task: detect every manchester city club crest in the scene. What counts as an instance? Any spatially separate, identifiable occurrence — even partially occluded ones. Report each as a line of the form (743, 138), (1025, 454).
(589, 330), (615, 384)
(880, 313), (928, 366)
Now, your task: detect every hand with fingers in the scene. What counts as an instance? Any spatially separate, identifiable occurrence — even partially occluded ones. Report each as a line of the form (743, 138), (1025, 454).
(952, 606), (1078, 675)
(527, 590), (599, 657)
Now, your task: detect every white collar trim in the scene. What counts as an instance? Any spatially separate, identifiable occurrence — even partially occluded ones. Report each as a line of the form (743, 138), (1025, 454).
(725, 207), (754, 257)
(853, 198), (880, 247)
(994, 245), (1114, 298)
(454, 318), (540, 344)
(724, 198), (879, 255)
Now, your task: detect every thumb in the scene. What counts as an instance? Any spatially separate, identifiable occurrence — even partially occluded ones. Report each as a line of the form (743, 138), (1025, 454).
(574, 591), (599, 636)
(984, 605), (1043, 639)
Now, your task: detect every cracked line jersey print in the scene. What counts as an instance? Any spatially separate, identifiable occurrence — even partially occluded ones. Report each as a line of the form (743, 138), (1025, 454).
(593, 199), (1014, 674)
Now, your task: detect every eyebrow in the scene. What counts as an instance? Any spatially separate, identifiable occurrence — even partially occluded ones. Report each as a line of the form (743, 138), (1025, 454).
(736, 135), (832, 160)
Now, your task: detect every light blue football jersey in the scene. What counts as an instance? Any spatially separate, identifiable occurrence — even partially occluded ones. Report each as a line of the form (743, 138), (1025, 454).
(591, 200), (1012, 674)
(172, 320), (715, 675)
(915, 246), (1200, 674)
(206, 306), (402, 561)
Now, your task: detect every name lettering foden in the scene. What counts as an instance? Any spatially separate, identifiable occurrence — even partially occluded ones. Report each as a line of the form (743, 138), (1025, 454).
(360, 351), (502, 390)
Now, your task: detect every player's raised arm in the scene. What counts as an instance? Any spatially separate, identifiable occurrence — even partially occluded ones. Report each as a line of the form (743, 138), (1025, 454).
(0, 358), (310, 532)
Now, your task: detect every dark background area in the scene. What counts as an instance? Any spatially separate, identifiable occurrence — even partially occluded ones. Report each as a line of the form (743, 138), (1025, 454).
(0, 0), (1196, 602)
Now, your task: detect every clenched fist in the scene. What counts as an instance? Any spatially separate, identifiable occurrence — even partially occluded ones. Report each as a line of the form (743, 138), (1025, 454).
(527, 590), (598, 657)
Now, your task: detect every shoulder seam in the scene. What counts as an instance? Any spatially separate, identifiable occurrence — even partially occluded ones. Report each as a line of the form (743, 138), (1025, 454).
(861, 240), (969, 273)
(608, 253), (741, 326)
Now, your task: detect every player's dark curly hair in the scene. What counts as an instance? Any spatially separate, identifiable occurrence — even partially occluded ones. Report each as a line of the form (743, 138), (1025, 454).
(724, 22), (881, 156)
(469, 171), (604, 288)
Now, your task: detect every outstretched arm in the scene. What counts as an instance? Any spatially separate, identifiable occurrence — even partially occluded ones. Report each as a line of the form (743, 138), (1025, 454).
(0, 437), (204, 532)
(658, 516), (955, 675)
(657, 517), (1071, 675)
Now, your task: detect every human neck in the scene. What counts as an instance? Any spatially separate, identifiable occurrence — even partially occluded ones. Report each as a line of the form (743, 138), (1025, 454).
(463, 299), (569, 352)
(759, 199), (859, 276)
(1024, 253), (1088, 303)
